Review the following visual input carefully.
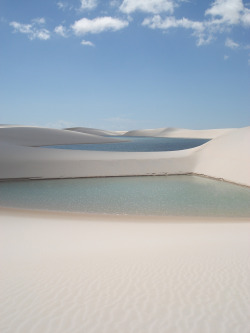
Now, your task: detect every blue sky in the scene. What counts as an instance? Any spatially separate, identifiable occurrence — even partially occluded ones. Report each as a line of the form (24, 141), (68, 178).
(0, 0), (249, 130)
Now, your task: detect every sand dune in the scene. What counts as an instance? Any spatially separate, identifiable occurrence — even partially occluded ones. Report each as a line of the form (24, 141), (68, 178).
(0, 209), (249, 333)
(0, 125), (249, 186)
(194, 127), (250, 186)
(0, 126), (125, 146)
(125, 127), (235, 138)
(66, 126), (126, 136)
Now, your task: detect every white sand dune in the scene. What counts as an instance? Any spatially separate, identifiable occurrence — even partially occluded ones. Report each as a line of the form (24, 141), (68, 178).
(124, 127), (235, 138)
(193, 126), (250, 186)
(0, 209), (249, 333)
(66, 126), (126, 136)
(0, 126), (125, 146)
(0, 125), (249, 186)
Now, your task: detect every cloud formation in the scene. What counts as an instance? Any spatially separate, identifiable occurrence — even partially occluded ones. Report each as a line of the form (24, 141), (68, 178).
(81, 39), (95, 46)
(225, 37), (239, 48)
(120, 0), (176, 14)
(142, 0), (250, 45)
(71, 16), (129, 35)
(7, 0), (250, 54)
(80, 0), (98, 10)
(205, 0), (249, 25)
(10, 18), (50, 40)
(54, 25), (68, 37)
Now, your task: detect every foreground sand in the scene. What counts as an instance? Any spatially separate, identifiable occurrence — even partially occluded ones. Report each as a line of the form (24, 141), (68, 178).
(0, 208), (250, 333)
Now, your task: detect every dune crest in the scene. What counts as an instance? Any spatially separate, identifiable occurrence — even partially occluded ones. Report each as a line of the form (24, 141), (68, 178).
(0, 126), (125, 146)
(66, 126), (126, 136)
(125, 127), (235, 139)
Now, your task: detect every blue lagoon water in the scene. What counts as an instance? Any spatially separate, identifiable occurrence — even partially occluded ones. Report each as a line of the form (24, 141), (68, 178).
(1, 176), (250, 217)
(44, 136), (210, 152)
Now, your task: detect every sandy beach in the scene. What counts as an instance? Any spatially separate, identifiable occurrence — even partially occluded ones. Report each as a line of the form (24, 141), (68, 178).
(0, 125), (250, 332)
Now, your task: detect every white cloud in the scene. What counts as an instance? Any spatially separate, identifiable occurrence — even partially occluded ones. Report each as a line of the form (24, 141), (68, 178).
(205, 0), (244, 25)
(10, 19), (50, 40)
(120, 0), (176, 14)
(142, 0), (250, 46)
(80, 0), (98, 10)
(224, 54), (229, 59)
(57, 2), (66, 10)
(35, 30), (50, 40)
(225, 37), (239, 48)
(81, 39), (95, 46)
(142, 15), (203, 30)
(71, 16), (129, 35)
(57, 1), (74, 11)
(205, 0), (250, 27)
(241, 7), (250, 26)
(10, 22), (32, 34)
(54, 25), (68, 37)
(142, 15), (210, 45)
(32, 17), (46, 25)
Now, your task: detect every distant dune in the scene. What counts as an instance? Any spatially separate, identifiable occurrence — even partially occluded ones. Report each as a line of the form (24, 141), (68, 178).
(66, 126), (126, 136)
(125, 127), (235, 138)
(0, 125), (249, 186)
(0, 125), (125, 146)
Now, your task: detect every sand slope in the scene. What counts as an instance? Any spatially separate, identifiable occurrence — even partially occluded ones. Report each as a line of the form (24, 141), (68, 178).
(0, 125), (249, 186)
(125, 127), (235, 138)
(194, 127), (250, 186)
(0, 126), (125, 146)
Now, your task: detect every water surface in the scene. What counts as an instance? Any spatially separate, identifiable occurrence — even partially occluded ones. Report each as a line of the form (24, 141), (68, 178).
(0, 176), (249, 217)
(44, 137), (210, 152)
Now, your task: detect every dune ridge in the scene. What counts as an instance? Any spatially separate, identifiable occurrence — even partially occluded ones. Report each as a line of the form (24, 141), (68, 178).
(66, 126), (126, 136)
(0, 126), (125, 146)
(124, 127), (235, 138)
(66, 126), (235, 139)
(0, 125), (249, 186)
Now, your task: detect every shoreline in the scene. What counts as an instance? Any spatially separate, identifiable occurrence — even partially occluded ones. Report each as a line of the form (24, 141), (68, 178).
(1, 206), (249, 222)
(0, 172), (249, 188)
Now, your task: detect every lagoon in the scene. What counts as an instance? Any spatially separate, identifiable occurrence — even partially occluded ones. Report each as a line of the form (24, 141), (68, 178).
(1, 175), (250, 217)
(44, 136), (210, 152)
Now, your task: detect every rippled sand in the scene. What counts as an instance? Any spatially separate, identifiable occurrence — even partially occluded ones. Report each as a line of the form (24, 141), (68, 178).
(0, 210), (250, 333)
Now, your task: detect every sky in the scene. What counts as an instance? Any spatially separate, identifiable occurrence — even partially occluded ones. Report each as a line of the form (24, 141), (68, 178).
(0, 0), (250, 130)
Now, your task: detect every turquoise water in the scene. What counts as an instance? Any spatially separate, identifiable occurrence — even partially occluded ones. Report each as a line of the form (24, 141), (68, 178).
(44, 137), (210, 152)
(0, 176), (250, 217)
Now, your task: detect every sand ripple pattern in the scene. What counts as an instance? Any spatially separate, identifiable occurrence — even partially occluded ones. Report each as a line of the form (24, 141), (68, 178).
(1, 215), (250, 333)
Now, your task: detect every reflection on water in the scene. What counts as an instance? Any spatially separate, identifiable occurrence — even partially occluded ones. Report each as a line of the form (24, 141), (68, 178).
(0, 176), (250, 217)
